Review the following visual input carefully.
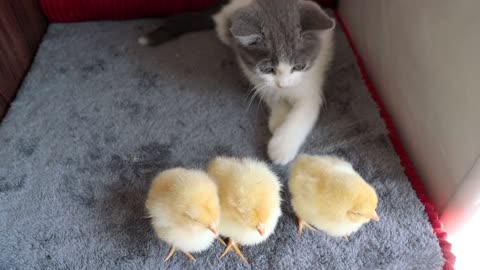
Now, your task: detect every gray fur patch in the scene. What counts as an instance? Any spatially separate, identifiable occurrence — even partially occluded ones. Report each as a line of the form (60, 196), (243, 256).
(229, 0), (334, 73)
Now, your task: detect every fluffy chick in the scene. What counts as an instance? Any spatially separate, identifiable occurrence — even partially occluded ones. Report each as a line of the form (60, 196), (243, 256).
(145, 168), (220, 262)
(289, 154), (379, 239)
(207, 157), (282, 264)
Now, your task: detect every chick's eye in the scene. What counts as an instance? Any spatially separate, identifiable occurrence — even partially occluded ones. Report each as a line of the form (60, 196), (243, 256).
(184, 214), (200, 223)
(292, 64), (306, 72)
(191, 218), (203, 224)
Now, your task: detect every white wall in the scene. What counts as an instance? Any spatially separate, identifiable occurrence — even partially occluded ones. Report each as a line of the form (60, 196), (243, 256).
(338, 0), (480, 230)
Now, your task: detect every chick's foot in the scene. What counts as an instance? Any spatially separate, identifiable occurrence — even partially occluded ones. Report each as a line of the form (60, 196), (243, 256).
(219, 239), (249, 264)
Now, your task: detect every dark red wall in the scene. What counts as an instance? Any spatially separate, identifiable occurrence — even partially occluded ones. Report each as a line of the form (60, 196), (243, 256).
(40, 0), (337, 23)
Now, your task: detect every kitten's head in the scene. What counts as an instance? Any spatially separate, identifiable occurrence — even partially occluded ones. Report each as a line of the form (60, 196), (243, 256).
(230, 0), (335, 90)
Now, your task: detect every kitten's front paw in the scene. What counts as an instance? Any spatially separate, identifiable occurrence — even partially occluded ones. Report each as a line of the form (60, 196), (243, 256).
(268, 133), (301, 165)
(268, 114), (283, 134)
(268, 100), (291, 133)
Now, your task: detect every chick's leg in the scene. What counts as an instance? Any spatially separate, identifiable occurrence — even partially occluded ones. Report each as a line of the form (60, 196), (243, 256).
(164, 246), (196, 262)
(182, 252), (196, 261)
(231, 243), (248, 264)
(219, 239), (248, 264)
(298, 218), (317, 237)
(216, 236), (226, 246)
(164, 246), (177, 262)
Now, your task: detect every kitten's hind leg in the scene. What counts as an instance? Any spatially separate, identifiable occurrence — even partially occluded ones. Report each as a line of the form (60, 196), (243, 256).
(138, 1), (227, 46)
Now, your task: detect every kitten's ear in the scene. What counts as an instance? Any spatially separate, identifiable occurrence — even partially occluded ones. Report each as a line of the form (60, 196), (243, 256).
(230, 7), (262, 47)
(299, 2), (335, 36)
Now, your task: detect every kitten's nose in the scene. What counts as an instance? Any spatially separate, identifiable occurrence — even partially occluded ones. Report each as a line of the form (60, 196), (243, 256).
(276, 81), (285, 89)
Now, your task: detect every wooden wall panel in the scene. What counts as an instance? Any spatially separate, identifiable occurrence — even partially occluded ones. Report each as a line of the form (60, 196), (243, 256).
(0, 0), (47, 108)
(0, 96), (7, 120)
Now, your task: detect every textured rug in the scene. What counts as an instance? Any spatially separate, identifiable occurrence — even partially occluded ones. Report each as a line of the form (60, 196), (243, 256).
(0, 17), (445, 269)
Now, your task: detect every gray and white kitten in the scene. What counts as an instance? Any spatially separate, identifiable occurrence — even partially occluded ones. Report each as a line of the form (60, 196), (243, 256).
(214, 0), (335, 165)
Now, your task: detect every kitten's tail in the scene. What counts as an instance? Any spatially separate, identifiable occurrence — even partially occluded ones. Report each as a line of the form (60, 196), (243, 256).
(138, 22), (174, 46)
(138, 1), (227, 46)
(137, 36), (151, 46)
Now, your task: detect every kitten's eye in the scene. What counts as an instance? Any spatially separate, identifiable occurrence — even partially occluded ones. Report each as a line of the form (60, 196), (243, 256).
(248, 40), (259, 46)
(292, 64), (306, 72)
(248, 33), (264, 46)
(261, 67), (275, 74)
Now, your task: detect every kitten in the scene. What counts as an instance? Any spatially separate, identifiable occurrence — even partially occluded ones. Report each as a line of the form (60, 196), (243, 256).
(214, 0), (335, 165)
(139, 0), (335, 165)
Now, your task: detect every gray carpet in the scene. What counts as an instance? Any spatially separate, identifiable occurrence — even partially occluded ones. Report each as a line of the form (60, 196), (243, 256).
(0, 18), (444, 270)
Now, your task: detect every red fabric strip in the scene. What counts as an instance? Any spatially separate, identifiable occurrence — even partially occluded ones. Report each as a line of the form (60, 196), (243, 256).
(39, 0), (338, 22)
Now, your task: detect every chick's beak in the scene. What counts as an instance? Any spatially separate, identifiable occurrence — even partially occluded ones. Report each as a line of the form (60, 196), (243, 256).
(371, 212), (380, 222)
(256, 223), (265, 237)
(208, 223), (218, 236)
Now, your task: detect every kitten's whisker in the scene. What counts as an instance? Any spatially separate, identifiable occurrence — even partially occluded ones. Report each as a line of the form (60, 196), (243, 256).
(254, 85), (269, 116)
(243, 91), (254, 108)
(245, 83), (266, 112)
(257, 85), (268, 100)
(247, 90), (261, 112)
(244, 83), (261, 102)
(259, 88), (268, 105)
(243, 85), (258, 104)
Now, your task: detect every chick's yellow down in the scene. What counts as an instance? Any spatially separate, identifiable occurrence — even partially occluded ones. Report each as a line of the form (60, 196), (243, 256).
(207, 157), (282, 264)
(289, 154), (379, 239)
(145, 168), (220, 262)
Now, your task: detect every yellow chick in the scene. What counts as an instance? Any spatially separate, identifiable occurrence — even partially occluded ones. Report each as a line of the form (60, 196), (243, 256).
(289, 154), (379, 239)
(207, 157), (282, 264)
(145, 168), (220, 262)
